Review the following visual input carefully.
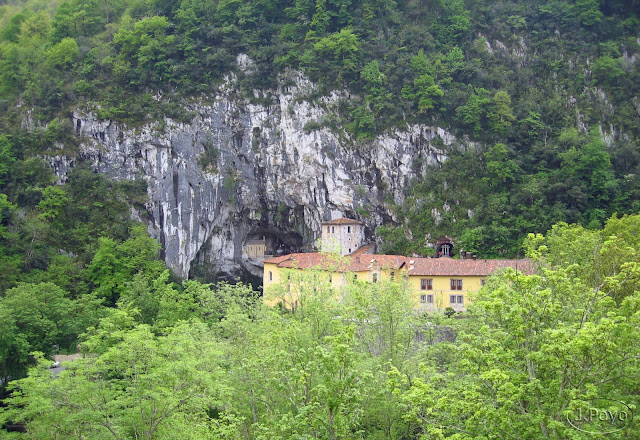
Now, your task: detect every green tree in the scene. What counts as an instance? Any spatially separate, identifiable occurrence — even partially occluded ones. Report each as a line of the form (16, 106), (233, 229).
(1, 283), (75, 357)
(0, 302), (29, 387)
(592, 55), (625, 89)
(558, 127), (617, 226)
(456, 88), (492, 135)
(36, 185), (69, 225)
(86, 225), (164, 304)
(0, 136), (15, 186)
(311, 27), (360, 82)
(2, 323), (238, 439)
(574, 0), (604, 27)
(487, 90), (515, 135)
(0, 193), (21, 291)
(113, 15), (175, 87)
(398, 219), (640, 439)
(349, 103), (376, 140)
(360, 60), (393, 116)
(401, 50), (446, 114)
(484, 143), (520, 186)
(46, 37), (80, 69)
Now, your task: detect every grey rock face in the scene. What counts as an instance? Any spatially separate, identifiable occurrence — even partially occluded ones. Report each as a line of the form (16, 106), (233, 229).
(49, 72), (462, 281)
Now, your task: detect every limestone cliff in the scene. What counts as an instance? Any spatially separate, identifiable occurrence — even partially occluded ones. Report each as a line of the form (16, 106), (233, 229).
(48, 71), (464, 281)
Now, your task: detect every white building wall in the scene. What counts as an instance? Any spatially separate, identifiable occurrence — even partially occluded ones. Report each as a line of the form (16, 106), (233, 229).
(321, 223), (364, 255)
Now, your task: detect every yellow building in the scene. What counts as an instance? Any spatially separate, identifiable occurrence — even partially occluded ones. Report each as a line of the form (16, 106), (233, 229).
(263, 253), (532, 312)
(401, 257), (533, 312)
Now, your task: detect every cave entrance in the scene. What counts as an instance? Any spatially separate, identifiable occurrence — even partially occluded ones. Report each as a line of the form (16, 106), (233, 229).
(244, 229), (303, 259)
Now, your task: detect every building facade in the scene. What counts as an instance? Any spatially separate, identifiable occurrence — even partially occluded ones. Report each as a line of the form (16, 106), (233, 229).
(263, 253), (533, 312)
(320, 218), (365, 255)
(244, 238), (267, 259)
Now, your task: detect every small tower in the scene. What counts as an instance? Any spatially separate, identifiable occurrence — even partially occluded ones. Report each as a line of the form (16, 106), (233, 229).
(321, 218), (365, 255)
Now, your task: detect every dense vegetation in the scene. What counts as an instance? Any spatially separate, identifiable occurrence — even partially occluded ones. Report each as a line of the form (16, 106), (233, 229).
(0, 0), (638, 258)
(1, 214), (639, 438)
(0, 1), (639, 436)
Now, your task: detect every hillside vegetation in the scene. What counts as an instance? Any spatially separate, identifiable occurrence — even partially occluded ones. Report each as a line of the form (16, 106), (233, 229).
(0, 1), (639, 435)
(1, 215), (639, 438)
(0, 0), (639, 362)
(0, 0), (639, 262)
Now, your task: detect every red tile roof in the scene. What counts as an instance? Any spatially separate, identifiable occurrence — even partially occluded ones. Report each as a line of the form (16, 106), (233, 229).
(348, 254), (409, 271)
(263, 254), (295, 264)
(265, 253), (351, 271)
(265, 253), (534, 277)
(405, 257), (533, 276)
(321, 217), (365, 225)
(349, 243), (376, 256)
(264, 253), (408, 272)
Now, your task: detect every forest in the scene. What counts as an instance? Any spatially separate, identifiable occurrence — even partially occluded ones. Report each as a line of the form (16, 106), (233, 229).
(0, 214), (639, 438)
(0, 0), (639, 259)
(0, 0), (639, 437)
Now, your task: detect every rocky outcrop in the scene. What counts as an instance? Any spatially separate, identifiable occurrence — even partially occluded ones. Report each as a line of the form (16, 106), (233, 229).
(49, 70), (464, 281)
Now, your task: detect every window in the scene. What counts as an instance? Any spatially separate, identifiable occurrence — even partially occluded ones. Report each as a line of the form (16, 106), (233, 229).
(421, 278), (433, 290)
(348, 248), (351, 253)
(372, 273), (378, 283)
(347, 226), (351, 233)
(480, 279), (485, 286)
(269, 271), (272, 281)
(390, 271), (395, 280)
(450, 295), (456, 304)
(354, 274), (358, 280)
(422, 294), (434, 304)
(450, 279), (462, 290)
(457, 295), (464, 304)
(331, 226), (335, 233)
